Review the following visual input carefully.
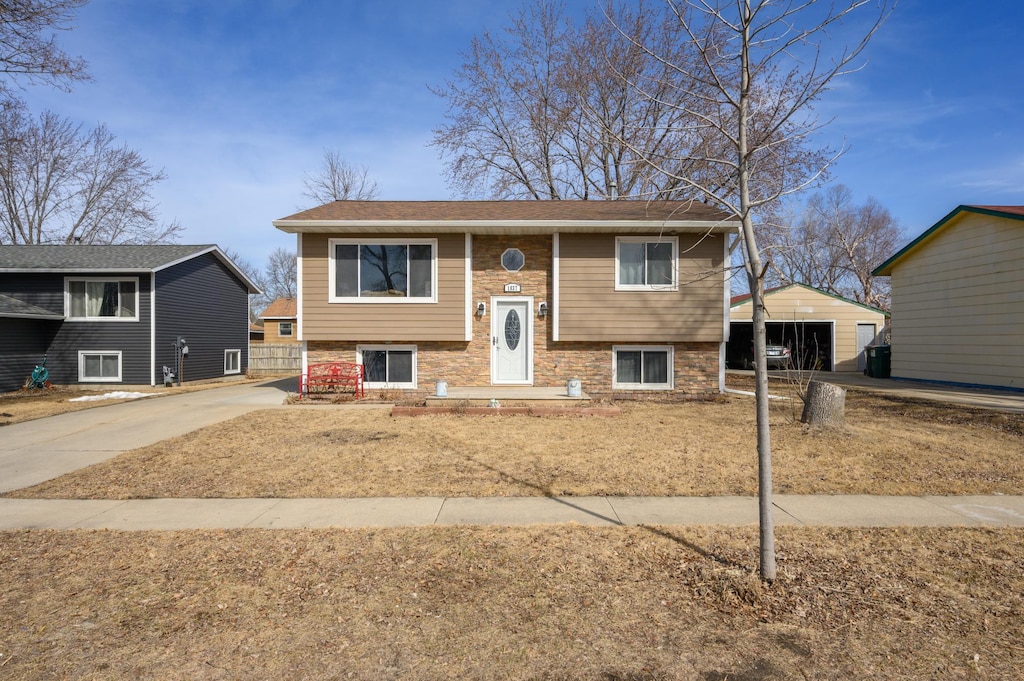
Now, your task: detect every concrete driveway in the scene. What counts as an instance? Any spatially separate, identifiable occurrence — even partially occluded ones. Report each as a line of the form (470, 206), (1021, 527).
(731, 370), (1024, 413)
(0, 377), (295, 494)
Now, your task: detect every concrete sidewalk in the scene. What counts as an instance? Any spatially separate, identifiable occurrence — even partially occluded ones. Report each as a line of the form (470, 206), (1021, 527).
(2, 494), (1022, 530)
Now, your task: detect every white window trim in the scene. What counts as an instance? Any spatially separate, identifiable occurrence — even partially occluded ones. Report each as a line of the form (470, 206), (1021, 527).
(612, 345), (674, 391)
(357, 344), (418, 389)
(328, 238), (438, 304)
(78, 350), (122, 382)
(64, 276), (141, 321)
(278, 321), (294, 337)
(224, 349), (242, 375)
(614, 236), (679, 291)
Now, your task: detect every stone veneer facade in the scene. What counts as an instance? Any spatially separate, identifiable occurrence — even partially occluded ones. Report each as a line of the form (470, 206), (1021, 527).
(306, 234), (720, 400)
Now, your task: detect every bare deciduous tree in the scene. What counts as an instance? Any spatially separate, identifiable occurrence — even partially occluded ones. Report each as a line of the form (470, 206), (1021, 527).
(301, 150), (380, 206)
(0, 103), (181, 245)
(761, 184), (900, 310)
(431, 0), (730, 200)
(616, 0), (893, 581)
(0, 0), (90, 96)
(262, 247), (296, 301)
(226, 246), (296, 320)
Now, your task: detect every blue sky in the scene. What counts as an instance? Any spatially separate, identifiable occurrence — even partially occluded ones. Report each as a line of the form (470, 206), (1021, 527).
(19, 0), (1024, 268)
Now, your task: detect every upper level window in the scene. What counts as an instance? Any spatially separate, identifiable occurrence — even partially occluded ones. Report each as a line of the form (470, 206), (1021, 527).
(329, 239), (436, 303)
(501, 248), (525, 272)
(278, 321), (293, 337)
(66, 278), (139, 321)
(615, 237), (678, 291)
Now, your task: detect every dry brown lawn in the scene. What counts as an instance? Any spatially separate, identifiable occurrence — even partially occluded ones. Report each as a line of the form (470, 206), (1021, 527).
(3, 378), (1023, 679)
(2, 525), (1021, 679)
(9, 388), (1023, 499)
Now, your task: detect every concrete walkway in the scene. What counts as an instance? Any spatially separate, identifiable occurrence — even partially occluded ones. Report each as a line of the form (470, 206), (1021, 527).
(2, 377), (1022, 531)
(1, 494), (1023, 530)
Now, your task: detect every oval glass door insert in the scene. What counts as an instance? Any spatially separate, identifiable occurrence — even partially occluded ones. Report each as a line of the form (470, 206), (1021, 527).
(504, 309), (521, 350)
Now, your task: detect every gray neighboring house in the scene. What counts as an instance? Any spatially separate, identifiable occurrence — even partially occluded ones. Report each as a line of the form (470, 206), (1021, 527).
(0, 245), (260, 393)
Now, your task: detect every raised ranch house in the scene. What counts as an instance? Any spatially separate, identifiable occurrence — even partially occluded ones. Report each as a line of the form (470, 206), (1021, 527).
(273, 200), (739, 399)
(0, 245), (260, 393)
(728, 283), (888, 372)
(873, 204), (1024, 392)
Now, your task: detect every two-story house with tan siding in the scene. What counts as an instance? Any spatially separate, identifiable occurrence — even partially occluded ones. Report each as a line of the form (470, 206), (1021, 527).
(272, 201), (739, 399)
(873, 205), (1024, 392)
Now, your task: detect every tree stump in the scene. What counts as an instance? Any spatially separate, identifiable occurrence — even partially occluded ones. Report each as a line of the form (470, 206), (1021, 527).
(801, 380), (846, 428)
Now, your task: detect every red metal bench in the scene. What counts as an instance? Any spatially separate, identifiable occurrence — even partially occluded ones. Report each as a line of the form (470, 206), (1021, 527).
(299, 362), (365, 399)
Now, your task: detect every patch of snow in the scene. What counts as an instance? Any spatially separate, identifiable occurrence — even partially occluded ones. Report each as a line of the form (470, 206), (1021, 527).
(68, 391), (160, 402)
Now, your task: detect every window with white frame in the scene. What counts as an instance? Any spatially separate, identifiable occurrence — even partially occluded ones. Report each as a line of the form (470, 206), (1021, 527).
(613, 346), (673, 390)
(358, 345), (416, 388)
(615, 237), (678, 291)
(329, 239), (436, 302)
(78, 351), (122, 382)
(224, 349), (241, 375)
(66, 278), (139, 320)
(278, 321), (293, 337)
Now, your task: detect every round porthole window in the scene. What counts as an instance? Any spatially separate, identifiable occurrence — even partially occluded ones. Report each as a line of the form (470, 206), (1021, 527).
(501, 248), (525, 272)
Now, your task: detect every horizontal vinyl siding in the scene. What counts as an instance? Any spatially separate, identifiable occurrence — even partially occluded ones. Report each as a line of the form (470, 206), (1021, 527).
(301, 233), (466, 341)
(0, 273), (65, 313)
(731, 287), (886, 371)
(890, 213), (1024, 390)
(0, 318), (58, 392)
(558, 233), (724, 342)
(155, 254), (251, 382)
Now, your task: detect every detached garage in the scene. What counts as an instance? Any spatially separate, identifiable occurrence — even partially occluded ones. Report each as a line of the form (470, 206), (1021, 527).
(728, 283), (888, 372)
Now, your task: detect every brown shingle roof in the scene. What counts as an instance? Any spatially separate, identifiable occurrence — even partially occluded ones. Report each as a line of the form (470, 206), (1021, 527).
(259, 297), (296, 319)
(275, 200), (735, 224)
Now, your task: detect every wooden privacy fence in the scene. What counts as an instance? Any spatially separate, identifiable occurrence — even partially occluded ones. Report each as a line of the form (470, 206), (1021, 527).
(248, 343), (301, 375)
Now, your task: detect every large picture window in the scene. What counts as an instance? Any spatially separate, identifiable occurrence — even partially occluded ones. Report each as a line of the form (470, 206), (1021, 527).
(613, 346), (673, 390)
(66, 278), (139, 320)
(78, 351), (122, 382)
(330, 239), (436, 302)
(358, 345), (416, 389)
(615, 237), (677, 291)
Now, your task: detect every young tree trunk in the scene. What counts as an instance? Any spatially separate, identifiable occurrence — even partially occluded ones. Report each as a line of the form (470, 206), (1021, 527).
(801, 381), (847, 427)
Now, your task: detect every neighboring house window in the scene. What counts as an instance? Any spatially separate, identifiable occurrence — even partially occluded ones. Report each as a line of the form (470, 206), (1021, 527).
(615, 237), (678, 291)
(358, 345), (416, 389)
(278, 322), (293, 337)
(329, 239), (436, 302)
(66, 278), (139, 320)
(78, 351), (121, 382)
(613, 345), (673, 390)
(224, 349), (241, 375)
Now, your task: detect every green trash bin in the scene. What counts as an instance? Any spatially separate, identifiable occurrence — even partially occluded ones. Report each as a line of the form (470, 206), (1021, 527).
(866, 345), (891, 379)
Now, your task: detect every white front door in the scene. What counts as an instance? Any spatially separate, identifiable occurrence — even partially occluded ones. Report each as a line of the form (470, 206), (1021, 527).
(492, 297), (533, 384)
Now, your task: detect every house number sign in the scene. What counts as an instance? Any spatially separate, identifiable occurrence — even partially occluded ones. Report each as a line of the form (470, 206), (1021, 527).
(503, 283), (521, 293)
